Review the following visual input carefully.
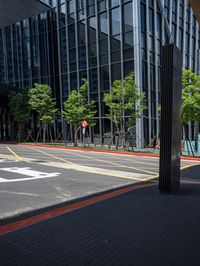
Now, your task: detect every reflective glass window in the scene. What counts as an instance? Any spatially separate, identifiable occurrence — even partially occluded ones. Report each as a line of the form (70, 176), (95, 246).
(69, 48), (76, 61)
(79, 70), (87, 81)
(98, 0), (106, 12)
(89, 68), (98, 93)
(88, 17), (96, 43)
(111, 8), (120, 36)
(99, 12), (108, 35)
(62, 74), (68, 97)
(87, 0), (95, 16)
(70, 72), (77, 90)
(99, 39), (108, 54)
(77, 0), (86, 20)
(123, 3), (133, 32)
(59, 3), (66, 27)
(89, 42), (97, 57)
(59, 28), (67, 73)
(68, 0), (75, 14)
(124, 60), (134, 76)
(123, 31), (133, 48)
(88, 16), (96, 29)
(68, 24), (76, 48)
(111, 63), (121, 82)
(110, 0), (119, 8)
(149, 9), (154, 35)
(100, 66), (109, 92)
(111, 37), (120, 52)
(78, 22), (86, 45)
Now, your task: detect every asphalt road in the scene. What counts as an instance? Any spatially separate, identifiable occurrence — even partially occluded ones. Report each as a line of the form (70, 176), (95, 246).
(0, 144), (199, 220)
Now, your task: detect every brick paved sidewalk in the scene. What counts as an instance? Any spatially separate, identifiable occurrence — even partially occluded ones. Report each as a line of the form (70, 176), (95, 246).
(1, 173), (200, 266)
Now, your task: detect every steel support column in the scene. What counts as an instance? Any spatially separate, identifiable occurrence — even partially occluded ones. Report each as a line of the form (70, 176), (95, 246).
(159, 43), (182, 193)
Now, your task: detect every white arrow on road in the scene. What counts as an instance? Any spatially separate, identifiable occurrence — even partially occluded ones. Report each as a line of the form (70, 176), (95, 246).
(0, 167), (60, 182)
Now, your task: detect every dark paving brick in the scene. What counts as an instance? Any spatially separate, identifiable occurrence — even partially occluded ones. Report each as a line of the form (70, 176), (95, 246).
(1, 183), (200, 266)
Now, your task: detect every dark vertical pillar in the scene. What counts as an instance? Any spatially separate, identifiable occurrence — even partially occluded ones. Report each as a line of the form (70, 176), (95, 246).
(159, 43), (182, 193)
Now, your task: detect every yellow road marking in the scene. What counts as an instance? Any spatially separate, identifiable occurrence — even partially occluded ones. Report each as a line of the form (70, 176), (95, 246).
(6, 147), (21, 161)
(98, 156), (159, 167)
(144, 162), (200, 182)
(0, 149), (199, 183)
(6, 147), (31, 163)
(144, 174), (159, 181)
(28, 147), (74, 165)
(180, 164), (200, 170)
(0, 153), (154, 181)
(0, 152), (155, 181)
(64, 151), (157, 175)
(122, 160), (158, 167)
(41, 162), (152, 181)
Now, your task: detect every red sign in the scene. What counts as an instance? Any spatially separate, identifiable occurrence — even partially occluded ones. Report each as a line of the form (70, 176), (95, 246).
(81, 120), (88, 128)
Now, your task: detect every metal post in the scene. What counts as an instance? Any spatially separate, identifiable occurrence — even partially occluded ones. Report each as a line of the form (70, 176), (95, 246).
(159, 43), (182, 193)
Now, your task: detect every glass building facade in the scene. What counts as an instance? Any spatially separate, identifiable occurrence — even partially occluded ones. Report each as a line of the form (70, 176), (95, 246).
(0, 0), (200, 146)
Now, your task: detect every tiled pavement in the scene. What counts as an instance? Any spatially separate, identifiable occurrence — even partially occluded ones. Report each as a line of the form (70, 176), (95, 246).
(1, 177), (200, 266)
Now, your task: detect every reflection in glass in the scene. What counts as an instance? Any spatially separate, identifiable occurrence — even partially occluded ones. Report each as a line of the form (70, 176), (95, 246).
(111, 8), (120, 36)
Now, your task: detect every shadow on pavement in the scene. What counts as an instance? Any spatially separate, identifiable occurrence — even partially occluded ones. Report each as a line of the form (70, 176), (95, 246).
(181, 164), (200, 180)
(1, 178), (200, 265)
(0, 164), (200, 265)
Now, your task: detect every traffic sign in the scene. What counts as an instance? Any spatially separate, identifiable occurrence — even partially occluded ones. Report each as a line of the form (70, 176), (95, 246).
(81, 120), (88, 128)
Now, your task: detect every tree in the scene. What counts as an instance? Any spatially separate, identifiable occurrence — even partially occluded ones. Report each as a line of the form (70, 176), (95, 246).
(103, 72), (146, 148)
(29, 84), (58, 143)
(62, 79), (96, 146)
(182, 69), (200, 141)
(9, 90), (30, 141)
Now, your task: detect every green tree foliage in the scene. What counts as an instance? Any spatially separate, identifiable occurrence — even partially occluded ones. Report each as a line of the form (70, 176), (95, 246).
(62, 79), (96, 146)
(29, 84), (58, 143)
(103, 72), (146, 141)
(182, 69), (200, 124)
(181, 69), (200, 156)
(9, 90), (30, 141)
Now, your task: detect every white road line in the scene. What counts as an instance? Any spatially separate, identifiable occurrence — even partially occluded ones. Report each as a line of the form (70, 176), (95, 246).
(0, 190), (40, 197)
(0, 167), (60, 182)
(0, 154), (153, 182)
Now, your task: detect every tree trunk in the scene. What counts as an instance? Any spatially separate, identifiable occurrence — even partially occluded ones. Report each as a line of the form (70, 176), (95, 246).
(36, 127), (41, 143)
(121, 118), (126, 150)
(183, 123), (193, 156)
(115, 123), (120, 150)
(43, 124), (46, 143)
(74, 126), (80, 146)
(17, 126), (21, 142)
(47, 125), (49, 142)
(53, 120), (56, 141)
(50, 127), (53, 143)
(17, 124), (24, 142)
(194, 121), (199, 153)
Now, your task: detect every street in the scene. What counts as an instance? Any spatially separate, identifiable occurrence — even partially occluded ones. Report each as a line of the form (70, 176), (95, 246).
(0, 144), (199, 220)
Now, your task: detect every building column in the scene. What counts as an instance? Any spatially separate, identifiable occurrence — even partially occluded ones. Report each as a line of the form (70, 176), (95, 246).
(56, 0), (65, 140)
(95, 1), (103, 144)
(133, 0), (143, 148)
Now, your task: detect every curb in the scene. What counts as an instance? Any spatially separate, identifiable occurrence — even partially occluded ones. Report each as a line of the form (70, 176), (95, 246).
(18, 143), (200, 162)
(0, 182), (155, 235)
(19, 143), (159, 158)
